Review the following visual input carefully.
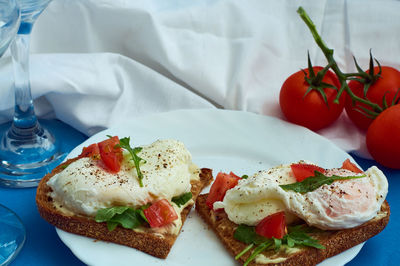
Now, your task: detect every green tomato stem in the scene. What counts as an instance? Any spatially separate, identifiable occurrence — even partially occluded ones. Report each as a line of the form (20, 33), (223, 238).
(297, 7), (383, 113)
(343, 72), (365, 78)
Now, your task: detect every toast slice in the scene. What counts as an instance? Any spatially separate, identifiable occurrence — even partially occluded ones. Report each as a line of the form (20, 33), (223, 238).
(36, 157), (213, 259)
(196, 194), (390, 266)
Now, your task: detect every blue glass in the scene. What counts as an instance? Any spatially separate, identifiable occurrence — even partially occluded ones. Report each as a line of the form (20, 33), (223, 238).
(0, 0), (80, 188)
(0, 2), (26, 265)
(0, 0), (20, 57)
(0, 205), (25, 266)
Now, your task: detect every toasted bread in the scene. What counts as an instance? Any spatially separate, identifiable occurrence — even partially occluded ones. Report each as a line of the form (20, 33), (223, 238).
(195, 194), (390, 266)
(36, 157), (213, 259)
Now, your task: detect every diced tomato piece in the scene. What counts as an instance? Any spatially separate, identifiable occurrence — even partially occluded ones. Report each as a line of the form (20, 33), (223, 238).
(229, 171), (241, 179)
(206, 172), (241, 210)
(79, 143), (100, 158)
(291, 163), (325, 182)
(341, 159), (363, 173)
(98, 136), (123, 172)
(255, 211), (286, 239)
(143, 199), (178, 228)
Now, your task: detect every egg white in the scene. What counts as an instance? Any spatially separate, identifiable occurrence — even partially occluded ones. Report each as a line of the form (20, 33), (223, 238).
(47, 139), (199, 217)
(215, 163), (388, 230)
(283, 166), (388, 229)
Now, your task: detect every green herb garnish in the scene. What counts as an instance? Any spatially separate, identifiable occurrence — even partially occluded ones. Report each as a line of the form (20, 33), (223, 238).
(285, 225), (325, 249)
(95, 206), (148, 231)
(172, 192), (192, 207)
(233, 225), (275, 266)
(235, 244), (254, 260)
(279, 171), (366, 193)
(244, 240), (273, 266)
(241, 174), (249, 179)
(285, 231), (325, 249)
(60, 163), (70, 169)
(234, 225), (267, 244)
(273, 237), (282, 251)
(234, 224), (324, 265)
(117, 137), (146, 187)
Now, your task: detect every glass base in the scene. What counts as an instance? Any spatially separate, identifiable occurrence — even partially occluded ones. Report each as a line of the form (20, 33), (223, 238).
(0, 204), (25, 266)
(0, 119), (87, 188)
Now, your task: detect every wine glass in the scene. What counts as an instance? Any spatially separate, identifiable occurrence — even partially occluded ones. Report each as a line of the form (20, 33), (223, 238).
(0, 2), (26, 265)
(0, 0), (75, 188)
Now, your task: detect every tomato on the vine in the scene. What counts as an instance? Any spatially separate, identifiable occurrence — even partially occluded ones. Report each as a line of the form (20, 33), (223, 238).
(366, 104), (400, 169)
(279, 67), (344, 131)
(345, 66), (400, 131)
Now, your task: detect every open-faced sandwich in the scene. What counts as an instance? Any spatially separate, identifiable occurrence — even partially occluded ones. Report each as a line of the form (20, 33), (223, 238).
(36, 136), (213, 258)
(196, 159), (389, 265)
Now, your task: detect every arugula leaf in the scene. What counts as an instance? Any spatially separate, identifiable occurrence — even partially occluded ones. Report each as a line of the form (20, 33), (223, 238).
(138, 204), (150, 223)
(107, 221), (118, 231)
(234, 223), (325, 265)
(286, 224), (325, 249)
(244, 240), (273, 266)
(118, 137), (146, 187)
(286, 235), (295, 248)
(60, 163), (70, 169)
(108, 208), (144, 229)
(234, 225), (267, 244)
(273, 238), (282, 251)
(288, 224), (322, 234)
(286, 231), (325, 249)
(235, 244), (254, 260)
(172, 192), (192, 207)
(280, 171), (366, 193)
(95, 206), (130, 222)
(95, 206), (148, 231)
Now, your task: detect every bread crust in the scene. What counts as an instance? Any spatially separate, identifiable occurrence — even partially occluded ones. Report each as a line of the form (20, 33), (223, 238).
(36, 157), (213, 259)
(195, 194), (390, 266)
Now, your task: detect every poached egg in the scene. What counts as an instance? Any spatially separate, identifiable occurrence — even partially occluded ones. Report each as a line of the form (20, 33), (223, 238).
(47, 139), (199, 217)
(214, 162), (388, 230)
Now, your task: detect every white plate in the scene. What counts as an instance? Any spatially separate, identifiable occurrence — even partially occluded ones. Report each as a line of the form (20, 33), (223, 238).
(56, 109), (364, 266)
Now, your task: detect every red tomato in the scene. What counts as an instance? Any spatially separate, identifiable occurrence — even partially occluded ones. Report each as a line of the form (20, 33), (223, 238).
(279, 67), (344, 131)
(79, 143), (100, 158)
(366, 104), (400, 169)
(206, 172), (241, 209)
(228, 171), (241, 179)
(255, 211), (286, 239)
(98, 136), (123, 172)
(290, 163), (325, 182)
(345, 66), (400, 131)
(143, 199), (178, 228)
(341, 159), (363, 173)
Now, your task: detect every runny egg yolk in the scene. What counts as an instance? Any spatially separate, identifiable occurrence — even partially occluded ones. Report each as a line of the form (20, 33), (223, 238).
(284, 166), (388, 230)
(321, 178), (375, 218)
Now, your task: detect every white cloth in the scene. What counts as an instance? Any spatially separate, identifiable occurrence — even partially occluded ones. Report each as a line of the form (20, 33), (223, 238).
(1, 0), (399, 157)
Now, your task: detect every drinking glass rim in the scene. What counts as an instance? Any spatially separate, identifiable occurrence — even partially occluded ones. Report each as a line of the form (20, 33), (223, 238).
(0, 0), (19, 19)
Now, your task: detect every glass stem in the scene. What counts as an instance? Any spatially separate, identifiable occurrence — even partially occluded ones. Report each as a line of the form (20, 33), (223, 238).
(10, 32), (38, 130)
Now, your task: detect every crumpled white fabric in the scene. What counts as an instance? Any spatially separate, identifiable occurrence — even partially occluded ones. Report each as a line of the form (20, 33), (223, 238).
(0, 0), (399, 158)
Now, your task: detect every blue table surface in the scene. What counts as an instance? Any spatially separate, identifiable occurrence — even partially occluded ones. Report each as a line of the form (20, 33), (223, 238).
(0, 134), (398, 265)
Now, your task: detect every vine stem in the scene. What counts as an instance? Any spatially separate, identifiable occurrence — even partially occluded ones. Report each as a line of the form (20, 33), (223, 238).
(297, 7), (383, 112)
